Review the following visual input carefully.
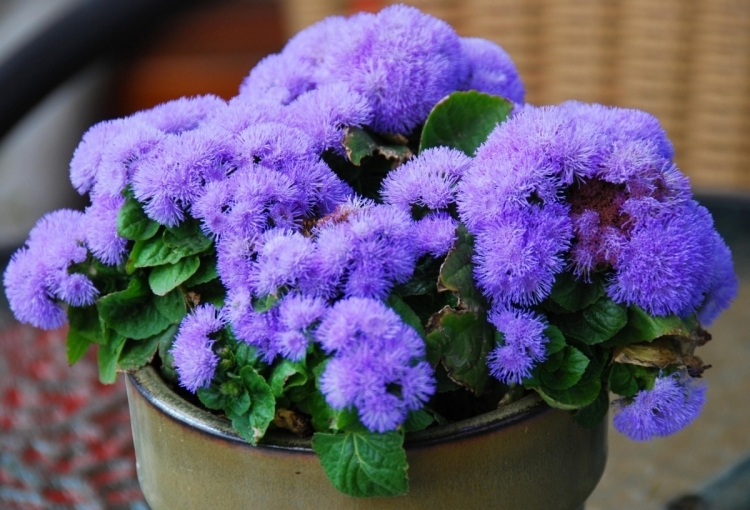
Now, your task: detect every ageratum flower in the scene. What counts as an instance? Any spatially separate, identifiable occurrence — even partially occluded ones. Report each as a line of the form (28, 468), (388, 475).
(380, 147), (470, 214)
(612, 371), (706, 441)
(275, 294), (327, 361)
(3, 210), (96, 329)
(132, 126), (235, 226)
(132, 95), (225, 135)
(69, 119), (126, 194)
(460, 37), (525, 104)
(472, 203), (572, 307)
(487, 308), (548, 384)
(414, 212), (458, 258)
(171, 304), (225, 392)
(83, 193), (128, 266)
(323, 4), (465, 134)
(459, 102), (737, 319)
(286, 83), (373, 154)
(250, 229), (315, 296)
(697, 235), (739, 326)
(317, 297), (435, 433)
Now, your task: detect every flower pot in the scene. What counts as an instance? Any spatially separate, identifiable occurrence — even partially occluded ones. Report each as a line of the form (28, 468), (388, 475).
(126, 366), (607, 510)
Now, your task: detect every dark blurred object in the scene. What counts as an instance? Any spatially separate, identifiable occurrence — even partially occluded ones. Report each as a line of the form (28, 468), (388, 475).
(111, 0), (284, 115)
(666, 455), (750, 510)
(0, 0), (200, 141)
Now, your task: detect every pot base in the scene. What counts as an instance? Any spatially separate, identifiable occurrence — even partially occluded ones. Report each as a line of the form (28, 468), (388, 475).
(127, 366), (606, 510)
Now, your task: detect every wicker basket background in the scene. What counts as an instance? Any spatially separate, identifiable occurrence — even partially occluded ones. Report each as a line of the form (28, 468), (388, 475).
(282, 0), (750, 191)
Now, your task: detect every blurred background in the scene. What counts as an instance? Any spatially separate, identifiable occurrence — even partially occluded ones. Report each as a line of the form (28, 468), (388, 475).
(0, 0), (748, 509)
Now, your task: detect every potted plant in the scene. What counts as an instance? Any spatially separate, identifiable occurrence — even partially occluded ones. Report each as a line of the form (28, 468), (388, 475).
(3, 4), (738, 508)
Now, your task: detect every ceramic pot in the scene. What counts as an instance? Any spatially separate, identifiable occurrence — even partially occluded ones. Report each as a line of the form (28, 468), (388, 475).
(126, 365), (607, 510)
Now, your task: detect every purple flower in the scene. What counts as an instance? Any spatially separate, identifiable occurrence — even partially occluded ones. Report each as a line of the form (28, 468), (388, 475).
(3, 249), (66, 329)
(3, 210), (96, 329)
(250, 229), (314, 296)
(191, 179), (234, 237)
(238, 53), (316, 105)
(414, 212), (458, 258)
(282, 14), (365, 85)
(460, 37), (525, 104)
(171, 304), (225, 392)
(278, 294), (327, 331)
(325, 5), (465, 134)
(286, 83), (373, 154)
(274, 294), (327, 361)
(344, 205), (417, 299)
(316, 297), (434, 432)
(215, 233), (253, 291)
(84, 193), (128, 265)
(207, 95), (281, 136)
(473, 203), (572, 307)
(94, 120), (165, 197)
(487, 308), (548, 384)
(613, 371), (706, 441)
(69, 119), (126, 194)
(697, 234), (738, 326)
(380, 147), (470, 213)
(607, 201), (716, 316)
(226, 167), (302, 239)
(132, 95), (225, 134)
(225, 288), (281, 361)
(235, 122), (315, 172)
(132, 127), (235, 226)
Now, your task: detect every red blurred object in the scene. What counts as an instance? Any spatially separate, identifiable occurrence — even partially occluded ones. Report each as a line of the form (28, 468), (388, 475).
(0, 325), (147, 510)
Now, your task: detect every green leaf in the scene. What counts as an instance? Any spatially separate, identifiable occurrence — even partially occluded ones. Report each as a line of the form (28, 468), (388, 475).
(540, 346), (590, 391)
(97, 279), (173, 340)
(549, 272), (605, 313)
(228, 391), (251, 416)
(148, 256), (200, 296)
(68, 305), (103, 343)
(66, 328), (92, 366)
(557, 297), (628, 345)
(163, 220), (213, 255)
(419, 91), (513, 156)
(342, 127), (412, 167)
(97, 331), (127, 384)
(233, 340), (261, 370)
(609, 362), (639, 397)
(269, 360), (308, 398)
(117, 196), (160, 241)
(403, 409), (435, 433)
(604, 306), (697, 347)
(154, 287), (186, 323)
(252, 294), (279, 313)
(426, 309), (494, 395)
(307, 392), (359, 432)
(66, 305), (102, 365)
(184, 253), (218, 287)
(198, 379), (229, 410)
(545, 325), (566, 355)
(572, 386), (610, 428)
(226, 366), (275, 445)
(386, 294), (425, 338)
(117, 334), (161, 372)
(127, 236), (182, 271)
(312, 430), (408, 497)
(128, 220), (212, 271)
(535, 348), (606, 410)
(437, 225), (484, 310)
(157, 323), (180, 382)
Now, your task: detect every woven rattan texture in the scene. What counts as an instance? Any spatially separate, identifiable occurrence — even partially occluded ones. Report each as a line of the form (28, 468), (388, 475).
(284, 0), (750, 190)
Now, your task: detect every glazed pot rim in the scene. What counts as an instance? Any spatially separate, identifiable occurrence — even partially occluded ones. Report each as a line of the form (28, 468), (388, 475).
(128, 365), (549, 453)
